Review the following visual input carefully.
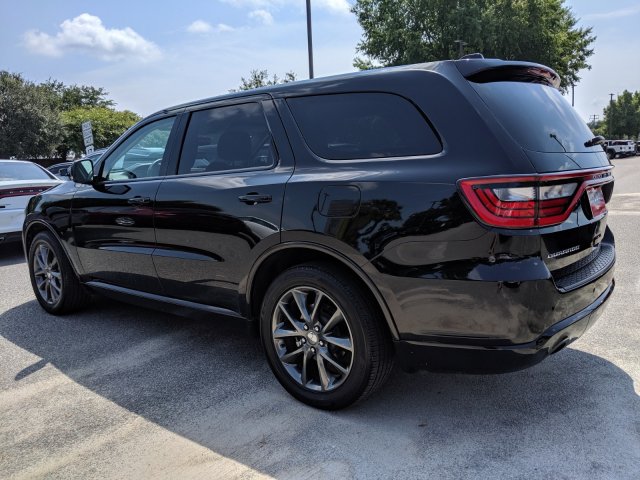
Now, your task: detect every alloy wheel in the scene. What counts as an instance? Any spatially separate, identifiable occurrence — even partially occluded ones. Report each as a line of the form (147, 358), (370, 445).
(271, 286), (354, 392)
(33, 243), (63, 305)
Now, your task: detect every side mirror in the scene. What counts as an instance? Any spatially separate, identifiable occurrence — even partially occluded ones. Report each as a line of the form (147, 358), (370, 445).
(70, 159), (94, 184)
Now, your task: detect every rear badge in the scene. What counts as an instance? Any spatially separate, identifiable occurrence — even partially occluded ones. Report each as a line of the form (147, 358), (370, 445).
(548, 245), (580, 258)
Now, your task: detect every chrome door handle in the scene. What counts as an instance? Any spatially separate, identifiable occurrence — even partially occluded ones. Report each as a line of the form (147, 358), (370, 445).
(238, 194), (272, 205)
(127, 196), (151, 205)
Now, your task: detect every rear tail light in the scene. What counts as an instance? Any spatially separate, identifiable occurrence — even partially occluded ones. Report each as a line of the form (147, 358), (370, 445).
(0, 185), (54, 200)
(458, 168), (613, 228)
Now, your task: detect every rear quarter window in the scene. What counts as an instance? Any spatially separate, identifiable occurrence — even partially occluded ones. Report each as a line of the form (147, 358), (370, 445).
(287, 93), (441, 160)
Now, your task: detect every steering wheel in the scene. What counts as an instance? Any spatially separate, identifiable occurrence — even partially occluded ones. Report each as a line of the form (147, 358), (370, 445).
(147, 158), (163, 177)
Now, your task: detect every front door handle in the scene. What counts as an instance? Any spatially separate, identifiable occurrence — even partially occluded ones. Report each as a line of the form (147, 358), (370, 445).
(238, 193), (272, 205)
(128, 196), (151, 205)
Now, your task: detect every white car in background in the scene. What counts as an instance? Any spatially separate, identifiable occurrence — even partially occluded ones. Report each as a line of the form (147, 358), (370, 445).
(0, 160), (61, 244)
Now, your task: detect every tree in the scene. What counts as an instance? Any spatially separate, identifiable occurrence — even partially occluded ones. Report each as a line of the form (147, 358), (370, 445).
(602, 90), (640, 139)
(232, 70), (297, 92)
(352, 0), (595, 91)
(0, 71), (62, 158)
(59, 107), (141, 159)
(42, 80), (115, 111)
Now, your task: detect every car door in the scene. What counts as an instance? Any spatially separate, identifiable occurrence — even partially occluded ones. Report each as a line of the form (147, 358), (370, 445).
(72, 115), (180, 293)
(153, 98), (294, 312)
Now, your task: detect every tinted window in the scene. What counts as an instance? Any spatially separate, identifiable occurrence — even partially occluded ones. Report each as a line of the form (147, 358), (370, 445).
(471, 81), (598, 153)
(0, 162), (53, 181)
(101, 117), (175, 181)
(178, 102), (276, 175)
(287, 93), (441, 160)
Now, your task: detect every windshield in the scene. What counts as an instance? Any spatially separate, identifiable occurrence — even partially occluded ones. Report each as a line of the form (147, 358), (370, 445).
(0, 162), (53, 181)
(471, 81), (599, 154)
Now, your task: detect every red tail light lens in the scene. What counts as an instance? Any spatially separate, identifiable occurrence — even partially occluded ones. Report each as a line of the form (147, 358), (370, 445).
(0, 185), (54, 200)
(458, 168), (613, 228)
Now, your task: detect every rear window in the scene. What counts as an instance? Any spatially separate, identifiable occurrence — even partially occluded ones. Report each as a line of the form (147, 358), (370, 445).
(471, 81), (599, 154)
(287, 93), (441, 160)
(0, 162), (53, 181)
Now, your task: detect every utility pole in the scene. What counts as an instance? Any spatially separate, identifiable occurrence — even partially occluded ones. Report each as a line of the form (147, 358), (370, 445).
(454, 40), (467, 58)
(608, 93), (615, 138)
(571, 84), (575, 107)
(306, 0), (314, 79)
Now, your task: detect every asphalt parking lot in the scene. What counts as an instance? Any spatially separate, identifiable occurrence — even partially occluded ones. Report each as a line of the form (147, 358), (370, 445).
(1, 158), (639, 479)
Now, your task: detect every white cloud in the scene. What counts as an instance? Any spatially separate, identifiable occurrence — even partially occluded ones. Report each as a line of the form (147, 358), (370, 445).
(583, 5), (640, 20)
(187, 20), (235, 34)
(23, 13), (160, 62)
(221, 0), (350, 15)
(249, 9), (274, 25)
(187, 20), (214, 34)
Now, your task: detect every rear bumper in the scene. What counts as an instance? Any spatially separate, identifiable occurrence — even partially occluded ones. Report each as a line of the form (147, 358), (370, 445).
(395, 278), (614, 373)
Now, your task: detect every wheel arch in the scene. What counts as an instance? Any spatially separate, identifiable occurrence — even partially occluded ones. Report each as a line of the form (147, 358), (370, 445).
(244, 242), (399, 340)
(23, 220), (82, 277)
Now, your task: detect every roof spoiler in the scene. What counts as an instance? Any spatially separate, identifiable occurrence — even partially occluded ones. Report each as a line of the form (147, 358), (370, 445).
(455, 59), (561, 89)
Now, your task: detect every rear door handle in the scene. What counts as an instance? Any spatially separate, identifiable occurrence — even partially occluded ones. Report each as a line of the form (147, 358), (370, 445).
(238, 193), (272, 205)
(128, 196), (151, 205)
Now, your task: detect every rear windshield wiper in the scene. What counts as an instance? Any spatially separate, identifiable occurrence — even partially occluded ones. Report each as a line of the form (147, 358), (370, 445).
(584, 135), (605, 148)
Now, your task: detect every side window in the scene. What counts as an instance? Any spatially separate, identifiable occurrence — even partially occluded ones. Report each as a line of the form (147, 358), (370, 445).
(287, 93), (442, 160)
(101, 117), (175, 181)
(177, 102), (276, 175)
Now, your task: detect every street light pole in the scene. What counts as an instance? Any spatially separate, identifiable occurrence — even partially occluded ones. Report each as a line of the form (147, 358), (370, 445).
(608, 93), (615, 138)
(306, 0), (314, 79)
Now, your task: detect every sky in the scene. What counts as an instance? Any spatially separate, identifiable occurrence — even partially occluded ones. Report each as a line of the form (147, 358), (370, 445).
(1, 0), (638, 122)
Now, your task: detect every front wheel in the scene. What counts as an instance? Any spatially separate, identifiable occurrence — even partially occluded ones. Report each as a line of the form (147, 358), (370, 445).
(28, 231), (90, 314)
(260, 263), (394, 409)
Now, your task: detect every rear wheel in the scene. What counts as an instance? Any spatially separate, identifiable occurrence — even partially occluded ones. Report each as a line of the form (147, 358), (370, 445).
(28, 231), (90, 314)
(260, 263), (394, 409)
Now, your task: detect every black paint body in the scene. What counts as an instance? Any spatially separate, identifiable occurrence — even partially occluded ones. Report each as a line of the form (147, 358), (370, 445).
(23, 59), (615, 373)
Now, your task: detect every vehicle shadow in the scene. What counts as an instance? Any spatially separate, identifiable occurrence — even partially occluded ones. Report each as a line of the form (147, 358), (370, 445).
(1, 299), (638, 478)
(0, 241), (25, 267)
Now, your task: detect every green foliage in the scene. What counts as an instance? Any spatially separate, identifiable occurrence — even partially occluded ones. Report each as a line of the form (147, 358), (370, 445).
(42, 80), (115, 111)
(602, 91), (640, 139)
(60, 107), (141, 158)
(0, 70), (140, 159)
(0, 71), (62, 158)
(352, 0), (596, 91)
(232, 70), (297, 92)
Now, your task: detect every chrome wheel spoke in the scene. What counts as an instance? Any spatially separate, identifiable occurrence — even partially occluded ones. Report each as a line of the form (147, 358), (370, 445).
(36, 246), (48, 271)
(320, 349), (349, 375)
(316, 354), (331, 391)
(278, 302), (306, 333)
(309, 291), (324, 323)
(321, 308), (343, 334)
(324, 335), (353, 352)
(273, 325), (302, 339)
(279, 346), (304, 364)
(301, 350), (310, 386)
(292, 289), (312, 323)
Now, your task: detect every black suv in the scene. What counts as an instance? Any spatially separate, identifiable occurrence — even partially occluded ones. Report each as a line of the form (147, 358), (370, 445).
(23, 59), (615, 409)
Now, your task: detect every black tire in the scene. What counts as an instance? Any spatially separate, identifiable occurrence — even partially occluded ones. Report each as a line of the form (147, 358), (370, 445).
(607, 149), (616, 160)
(260, 263), (394, 410)
(28, 231), (91, 314)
